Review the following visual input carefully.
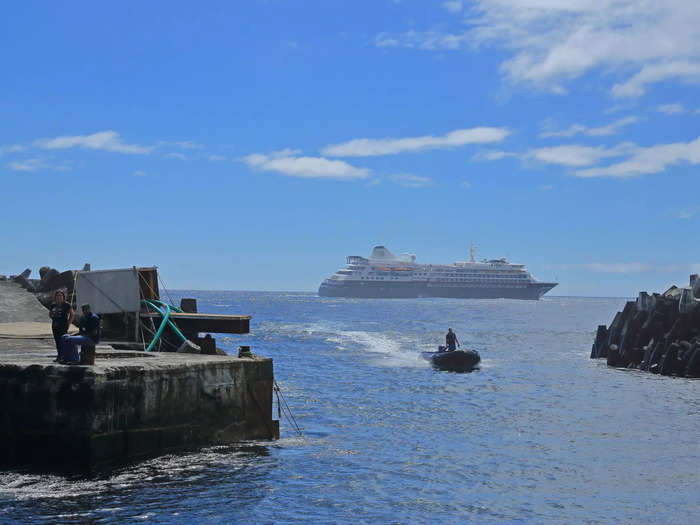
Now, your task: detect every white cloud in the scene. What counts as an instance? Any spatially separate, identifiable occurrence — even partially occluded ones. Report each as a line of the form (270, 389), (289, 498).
(692, 263), (700, 274)
(443, 0), (463, 13)
(207, 154), (226, 161)
(8, 158), (47, 172)
(8, 158), (71, 172)
(243, 150), (369, 180)
(540, 116), (638, 138)
(35, 130), (153, 154)
(612, 61), (700, 98)
(390, 173), (433, 188)
(158, 140), (203, 150)
(165, 152), (187, 160)
(539, 184), (553, 191)
(575, 136), (700, 178)
(677, 207), (700, 219)
(374, 30), (468, 51)
(657, 103), (685, 115)
(377, 1), (700, 96)
(375, 36), (400, 48)
(0, 144), (24, 157)
(133, 170), (148, 177)
(471, 149), (517, 161)
(479, 135), (700, 178)
(461, 180), (472, 189)
(528, 144), (633, 168)
(322, 127), (509, 157)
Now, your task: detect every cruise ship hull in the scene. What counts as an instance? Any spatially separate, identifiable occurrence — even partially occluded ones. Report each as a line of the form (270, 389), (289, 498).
(318, 281), (557, 300)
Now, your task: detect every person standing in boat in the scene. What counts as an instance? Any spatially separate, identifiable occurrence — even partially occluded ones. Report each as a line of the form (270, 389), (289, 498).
(446, 328), (460, 351)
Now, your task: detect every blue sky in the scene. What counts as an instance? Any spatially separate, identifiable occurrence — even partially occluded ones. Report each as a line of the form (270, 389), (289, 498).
(1, 1), (699, 295)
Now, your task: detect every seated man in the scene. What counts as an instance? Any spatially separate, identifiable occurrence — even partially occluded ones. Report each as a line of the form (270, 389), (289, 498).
(60, 303), (101, 364)
(445, 328), (460, 352)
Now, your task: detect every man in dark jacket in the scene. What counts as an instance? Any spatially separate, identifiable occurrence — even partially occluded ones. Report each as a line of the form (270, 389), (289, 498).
(60, 303), (100, 364)
(446, 328), (460, 351)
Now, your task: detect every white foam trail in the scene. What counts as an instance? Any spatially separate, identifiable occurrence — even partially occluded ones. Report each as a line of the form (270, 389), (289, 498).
(261, 321), (429, 367)
(327, 330), (425, 368)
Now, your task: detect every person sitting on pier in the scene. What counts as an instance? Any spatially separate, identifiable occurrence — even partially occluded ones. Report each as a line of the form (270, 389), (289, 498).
(60, 303), (101, 364)
(49, 291), (74, 361)
(446, 328), (460, 352)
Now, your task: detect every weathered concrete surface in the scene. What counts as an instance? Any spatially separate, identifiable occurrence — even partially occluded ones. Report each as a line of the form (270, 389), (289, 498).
(0, 281), (50, 323)
(0, 338), (278, 469)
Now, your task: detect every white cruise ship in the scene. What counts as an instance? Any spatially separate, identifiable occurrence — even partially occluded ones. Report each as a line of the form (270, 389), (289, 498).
(318, 245), (557, 299)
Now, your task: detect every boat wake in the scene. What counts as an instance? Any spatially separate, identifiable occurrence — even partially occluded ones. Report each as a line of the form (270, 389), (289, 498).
(265, 322), (426, 368)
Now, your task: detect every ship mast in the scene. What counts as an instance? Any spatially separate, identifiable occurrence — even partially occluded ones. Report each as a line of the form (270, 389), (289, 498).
(469, 242), (476, 263)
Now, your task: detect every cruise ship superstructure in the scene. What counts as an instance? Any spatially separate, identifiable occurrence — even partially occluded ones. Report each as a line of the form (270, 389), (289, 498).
(318, 245), (557, 299)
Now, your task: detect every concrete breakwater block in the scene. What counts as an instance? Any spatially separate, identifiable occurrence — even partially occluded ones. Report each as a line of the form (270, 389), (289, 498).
(590, 276), (700, 378)
(0, 350), (279, 470)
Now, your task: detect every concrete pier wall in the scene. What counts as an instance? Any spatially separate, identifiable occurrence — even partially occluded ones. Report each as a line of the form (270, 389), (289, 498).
(0, 350), (278, 469)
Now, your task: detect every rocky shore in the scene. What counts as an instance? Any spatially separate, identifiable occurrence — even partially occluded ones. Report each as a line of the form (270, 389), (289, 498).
(590, 274), (700, 377)
(1, 263), (89, 310)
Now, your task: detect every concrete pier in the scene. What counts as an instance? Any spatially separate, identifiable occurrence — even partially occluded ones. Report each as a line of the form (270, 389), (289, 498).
(0, 341), (278, 469)
(0, 281), (278, 470)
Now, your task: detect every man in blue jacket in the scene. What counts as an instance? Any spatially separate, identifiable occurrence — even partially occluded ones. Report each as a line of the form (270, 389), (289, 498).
(60, 303), (101, 364)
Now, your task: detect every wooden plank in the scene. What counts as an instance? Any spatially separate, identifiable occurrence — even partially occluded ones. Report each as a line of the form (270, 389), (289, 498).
(141, 313), (251, 320)
(140, 312), (251, 334)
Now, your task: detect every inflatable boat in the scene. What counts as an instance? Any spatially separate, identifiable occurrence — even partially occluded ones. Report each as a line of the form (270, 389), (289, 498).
(421, 346), (481, 372)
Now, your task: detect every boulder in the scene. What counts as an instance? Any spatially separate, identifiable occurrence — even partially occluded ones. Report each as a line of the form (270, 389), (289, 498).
(664, 315), (691, 349)
(684, 347), (700, 378)
(659, 343), (683, 376)
(44, 270), (76, 293)
(12, 274), (37, 292)
(663, 285), (682, 298)
(646, 341), (665, 372)
(625, 346), (644, 367)
(607, 344), (623, 368)
(637, 310), (664, 349)
(607, 301), (637, 350)
(641, 344), (654, 371)
(39, 268), (60, 292)
(619, 310), (648, 365)
(591, 325), (609, 359)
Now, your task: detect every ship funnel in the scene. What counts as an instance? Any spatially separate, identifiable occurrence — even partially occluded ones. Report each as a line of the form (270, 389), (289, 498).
(370, 245), (397, 260)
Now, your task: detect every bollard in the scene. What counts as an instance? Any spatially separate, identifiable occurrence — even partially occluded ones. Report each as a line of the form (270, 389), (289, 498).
(180, 298), (198, 313)
(80, 345), (96, 365)
(199, 334), (216, 355)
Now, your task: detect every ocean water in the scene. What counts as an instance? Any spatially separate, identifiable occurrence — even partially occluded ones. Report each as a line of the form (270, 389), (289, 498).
(1, 293), (698, 524)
